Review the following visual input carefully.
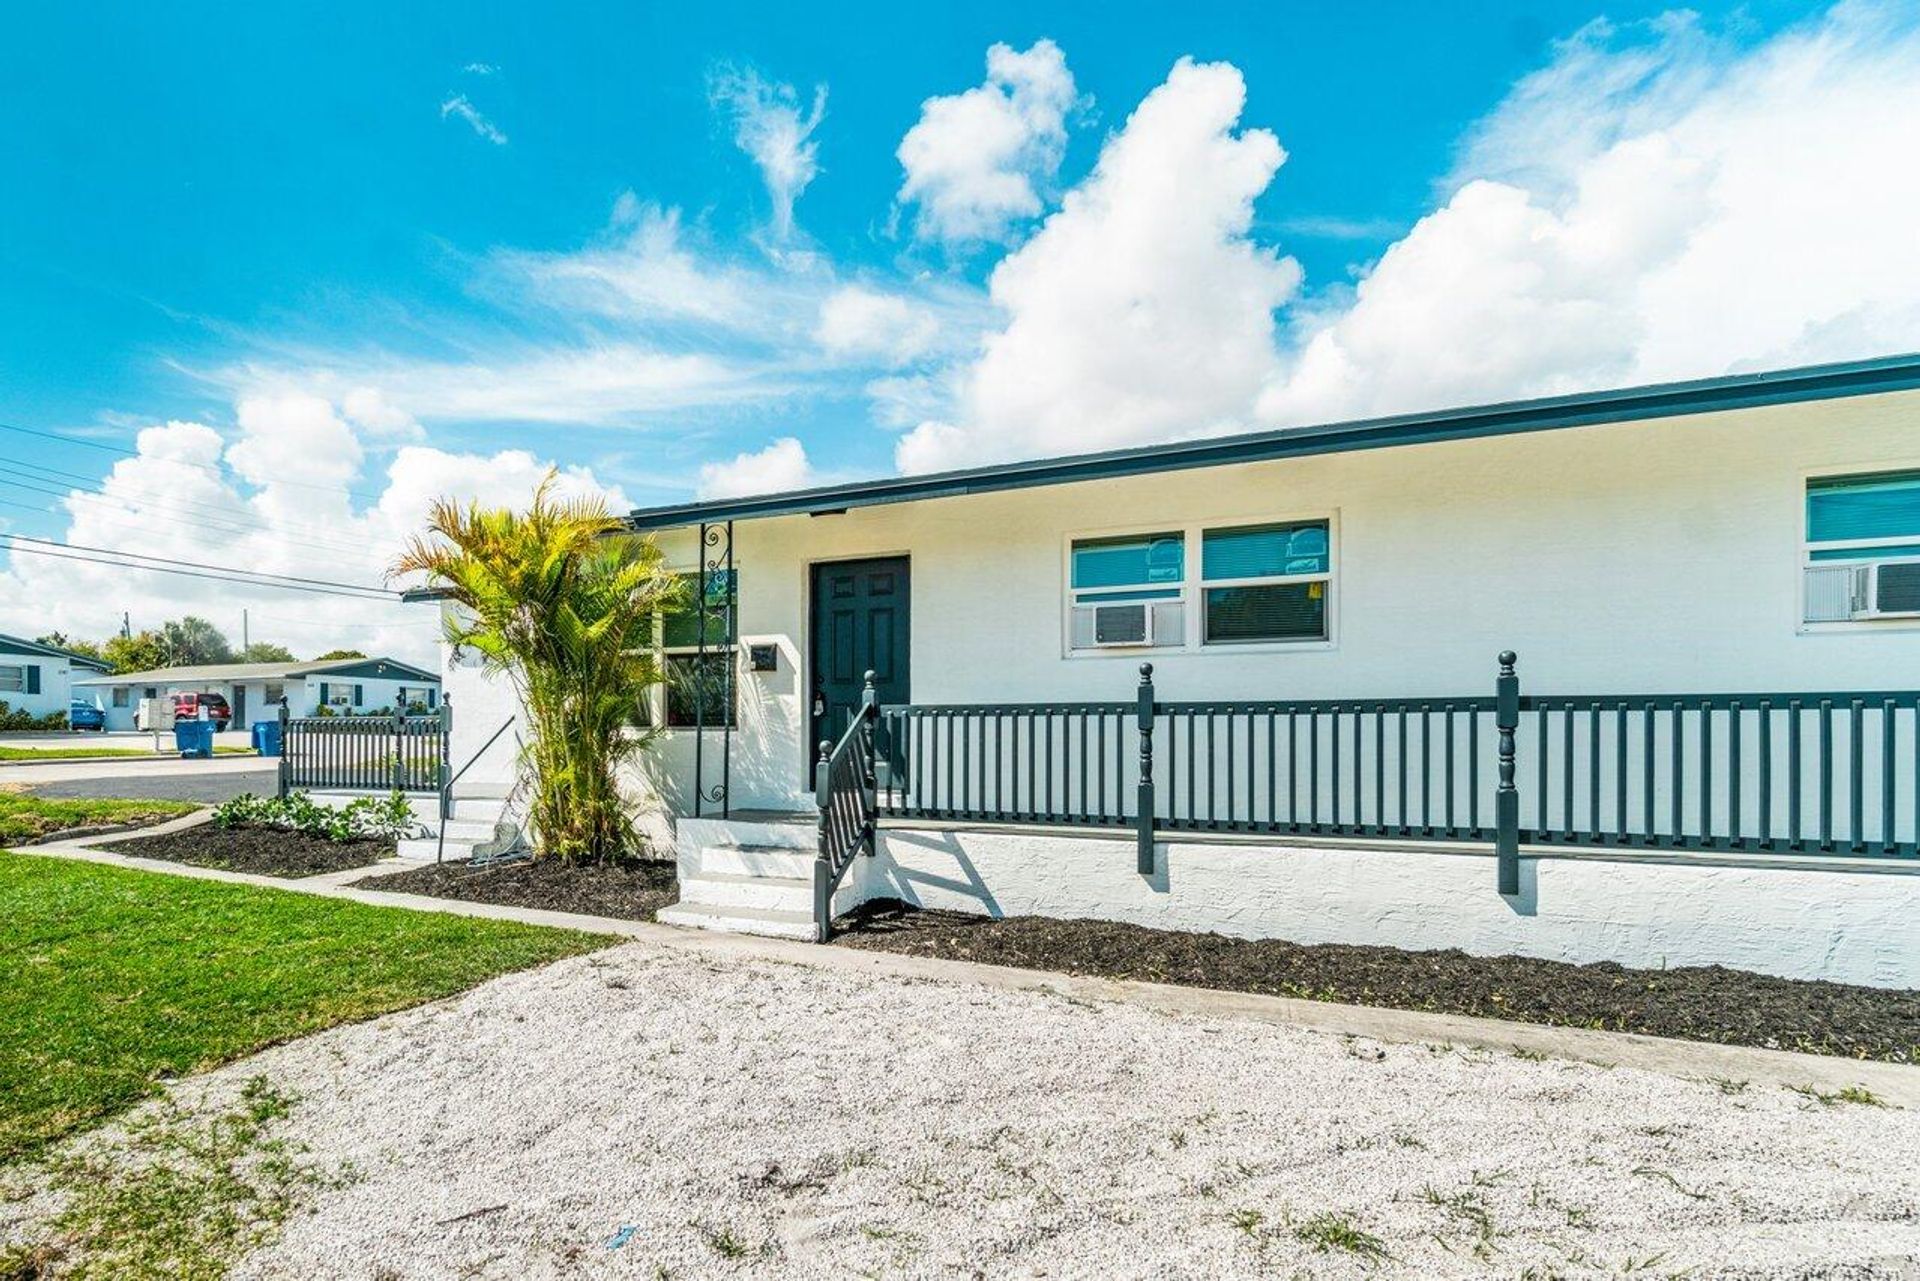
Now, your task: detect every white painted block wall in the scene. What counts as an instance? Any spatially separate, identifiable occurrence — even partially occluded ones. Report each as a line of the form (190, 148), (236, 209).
(837, 828), (1920, 988)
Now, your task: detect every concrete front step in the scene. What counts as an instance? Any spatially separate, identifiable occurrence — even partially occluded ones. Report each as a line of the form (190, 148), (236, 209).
(688, 843), (815, 880)
(395, 836), (480, 863)
(677, 816), (815, 853)
(679, 871), (812, 913)
(657, 902), (818, 941)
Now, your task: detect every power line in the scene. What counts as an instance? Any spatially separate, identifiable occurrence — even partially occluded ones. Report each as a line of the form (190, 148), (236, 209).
(0, 538), (403, 602)
(1, 533), (394, 595)
(0, 417), (391, 506)
(0, 470), (387, 561)
(0, 540), (404, 602)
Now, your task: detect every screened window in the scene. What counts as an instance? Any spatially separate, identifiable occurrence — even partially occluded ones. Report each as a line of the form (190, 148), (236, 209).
(0, 665), (21, 693)
(643, 569), (740, 728)
(264, 682), (285, 705)
(1807, 470), (1920, 560)
(112, 687), (130, 708)
(1201, 521), (1331, 645)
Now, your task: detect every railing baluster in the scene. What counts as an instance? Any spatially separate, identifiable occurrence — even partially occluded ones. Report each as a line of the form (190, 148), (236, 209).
(1377, 707), (1388, 834)
(1700, 699), (1714, 845)
(1728, 701), (1742, 847)
(1642, 702), (1655, 845)
(1883, 698), (1897, 855)
(1670, 700), (1684, 847)
(1758, 701), (1772, 849)
(1850, 698), (1865, 853)
(1819, 698), (1834, 851)
(1789, 700), (1803, 850)
(1396, 709), (1408, 836)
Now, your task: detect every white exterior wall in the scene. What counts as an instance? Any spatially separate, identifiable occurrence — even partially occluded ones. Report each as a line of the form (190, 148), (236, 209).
(836, 829), (1920, 988)
(620, 389), (1920, 817)
(0, 654), (90, 720)
(89, 671), (438, 730)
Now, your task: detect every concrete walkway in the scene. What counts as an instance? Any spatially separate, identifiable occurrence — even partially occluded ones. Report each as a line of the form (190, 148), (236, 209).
(15, 818), (1920, 1105)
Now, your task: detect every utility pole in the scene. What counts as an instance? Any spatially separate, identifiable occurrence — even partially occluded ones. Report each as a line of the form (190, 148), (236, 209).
(121, 611), (131, 639)
(243, 609), (249, 653)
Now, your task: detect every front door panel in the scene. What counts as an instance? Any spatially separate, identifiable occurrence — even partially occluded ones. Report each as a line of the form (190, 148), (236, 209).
(809, 557), (910, 769)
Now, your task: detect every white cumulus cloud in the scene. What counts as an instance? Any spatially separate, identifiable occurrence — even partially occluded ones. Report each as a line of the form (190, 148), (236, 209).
(896, 39), (1081, 246)
(1260, 5), (1920, 424)
(0, 398), (631, 665)
(710, 67), (827, 239)
(696, 437), (814, 499)
(898, 57), (1300, 473)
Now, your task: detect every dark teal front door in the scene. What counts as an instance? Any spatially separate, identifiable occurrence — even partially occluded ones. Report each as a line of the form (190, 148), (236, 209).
(809, 557), (910, 767)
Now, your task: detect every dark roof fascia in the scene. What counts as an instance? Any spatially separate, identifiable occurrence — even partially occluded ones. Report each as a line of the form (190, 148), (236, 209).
(622, 352), (1920, 532)
(0, 633), (113, 670)
(304, 657), (441, 684)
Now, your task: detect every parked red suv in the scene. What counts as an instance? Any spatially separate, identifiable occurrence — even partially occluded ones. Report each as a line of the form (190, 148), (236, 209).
(171, 692), (232, 731)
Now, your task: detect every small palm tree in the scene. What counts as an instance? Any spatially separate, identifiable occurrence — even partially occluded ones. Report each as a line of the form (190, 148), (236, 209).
(392, 475), (683, 862)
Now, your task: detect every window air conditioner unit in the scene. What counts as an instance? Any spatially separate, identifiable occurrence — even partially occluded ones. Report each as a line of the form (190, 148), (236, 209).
(1804, 560), (1920, 622)
(1866, 560), (1920, 618)
(1090, 600), (1153, 647)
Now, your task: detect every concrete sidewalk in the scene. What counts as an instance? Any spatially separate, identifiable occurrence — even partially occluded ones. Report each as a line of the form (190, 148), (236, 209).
(16, 820), (1920, 1106)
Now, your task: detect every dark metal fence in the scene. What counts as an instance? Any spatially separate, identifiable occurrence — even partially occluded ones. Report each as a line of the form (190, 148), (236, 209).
(280, 704), (449, 795)
(866, 656), (1920, 888)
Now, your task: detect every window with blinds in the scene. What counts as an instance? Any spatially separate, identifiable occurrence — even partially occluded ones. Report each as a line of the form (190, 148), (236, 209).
(1201, 521), (1331, 645)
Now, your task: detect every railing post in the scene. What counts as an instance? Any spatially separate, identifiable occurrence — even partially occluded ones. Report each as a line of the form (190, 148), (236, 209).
(391, 705), (406, 794)
(276, 698), (290, 799)
(1495, 650), (1520, 895)
(1136, 662), (1156, 875)
(859, 671), (879, 854)
(813, 738), (833, 942)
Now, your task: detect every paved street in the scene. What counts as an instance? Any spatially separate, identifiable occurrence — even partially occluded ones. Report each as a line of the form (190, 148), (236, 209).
(3, 755), (276, 804)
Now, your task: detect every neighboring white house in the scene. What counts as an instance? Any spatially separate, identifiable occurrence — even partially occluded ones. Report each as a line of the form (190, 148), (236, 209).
(0, 633), (113, 721)
(77, 656), (440, 731)
(440, 353), (1920, 986)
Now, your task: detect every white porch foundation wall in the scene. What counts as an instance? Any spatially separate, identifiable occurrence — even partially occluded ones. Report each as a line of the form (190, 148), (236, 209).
(838, 829), (1920, 989)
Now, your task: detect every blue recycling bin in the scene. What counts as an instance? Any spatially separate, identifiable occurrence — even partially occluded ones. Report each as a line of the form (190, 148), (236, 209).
(251, 719), (282, 757)
(174, 720), (215, 759)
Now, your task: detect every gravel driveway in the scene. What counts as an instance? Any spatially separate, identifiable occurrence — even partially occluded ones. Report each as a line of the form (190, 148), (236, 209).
(119, 943), (1920, 1276)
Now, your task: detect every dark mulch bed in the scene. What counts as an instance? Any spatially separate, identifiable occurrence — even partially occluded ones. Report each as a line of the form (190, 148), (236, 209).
(834, 900), (1920, 1063)
(368, 856), (679, 921)
(97, 825), (394, 878)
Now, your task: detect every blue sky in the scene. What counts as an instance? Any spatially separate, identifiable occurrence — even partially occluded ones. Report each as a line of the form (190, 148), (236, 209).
(3, 0), (1918, 657)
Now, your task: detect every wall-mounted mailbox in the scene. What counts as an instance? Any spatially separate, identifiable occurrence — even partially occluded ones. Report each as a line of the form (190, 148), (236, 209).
(748, 644), (780, 673)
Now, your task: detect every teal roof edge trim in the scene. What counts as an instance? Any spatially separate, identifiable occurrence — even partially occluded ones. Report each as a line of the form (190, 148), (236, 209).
(623, 351), (1920, 532)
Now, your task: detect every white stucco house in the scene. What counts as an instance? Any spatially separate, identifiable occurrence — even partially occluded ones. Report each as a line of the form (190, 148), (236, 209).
(77, 655), (440, 731)
(0, 633), (112, 722)
(437, 353), (1920, 987)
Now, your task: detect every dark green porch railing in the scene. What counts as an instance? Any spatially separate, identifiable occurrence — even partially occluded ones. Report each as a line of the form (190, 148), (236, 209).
(280, 702), (449, 796)
(869, 655), (1920, 892)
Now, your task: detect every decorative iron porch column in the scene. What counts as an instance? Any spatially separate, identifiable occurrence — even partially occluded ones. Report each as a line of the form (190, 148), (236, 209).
(692, 519), (736, 818)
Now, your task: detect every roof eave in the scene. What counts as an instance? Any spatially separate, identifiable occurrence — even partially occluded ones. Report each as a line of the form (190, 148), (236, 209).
(623, 352), (1920, 532)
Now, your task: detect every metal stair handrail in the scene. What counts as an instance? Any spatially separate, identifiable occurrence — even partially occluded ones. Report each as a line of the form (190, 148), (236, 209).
(812, 672), (879, 940)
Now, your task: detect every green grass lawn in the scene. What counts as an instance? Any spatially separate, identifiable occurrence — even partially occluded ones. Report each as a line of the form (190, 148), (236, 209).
(0, 745), (255, 761)
(0, 852), (615, 1162)
(0, 794), (198, 844)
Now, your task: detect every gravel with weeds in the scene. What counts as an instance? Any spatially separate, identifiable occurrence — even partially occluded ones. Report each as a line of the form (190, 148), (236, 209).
(835, 901), (1920, 1062)
(38, 940), (1916, 1279)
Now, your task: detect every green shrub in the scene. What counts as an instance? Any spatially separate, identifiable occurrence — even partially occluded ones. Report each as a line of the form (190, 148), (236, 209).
(211, 791), (419, 843)
(0, 701), (71, 732)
